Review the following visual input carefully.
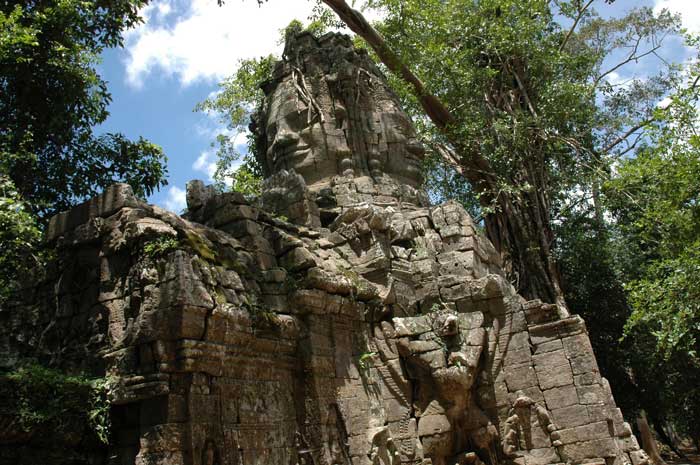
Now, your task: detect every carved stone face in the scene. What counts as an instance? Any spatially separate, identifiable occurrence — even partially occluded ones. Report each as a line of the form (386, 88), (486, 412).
(379, 111), (425, 186)
(263, 78), (351, 190)
(259, 34), (426, 193)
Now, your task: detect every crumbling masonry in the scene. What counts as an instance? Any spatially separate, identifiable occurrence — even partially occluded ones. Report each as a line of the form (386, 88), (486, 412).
(0, 32), (649, 465)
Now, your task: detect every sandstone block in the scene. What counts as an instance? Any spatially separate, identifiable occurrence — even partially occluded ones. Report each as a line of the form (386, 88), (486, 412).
(504, 363), (539, 392)
(551, 404), (591, 429)
(543, 384), (579, 410)
(563, 438), (618, 461)
(393, 316), (431, 337)
(532, 350), (569, 371)
(533, 339), (564, 355)
(417, 414), (451, 437)
(577, 384), (606, 405)
(522, 447), (560, 465)
(562, 333), (595, 359)
(570, 354), (600, 376)
(471, 274), (507, 300)
(534, 361), (574, 391)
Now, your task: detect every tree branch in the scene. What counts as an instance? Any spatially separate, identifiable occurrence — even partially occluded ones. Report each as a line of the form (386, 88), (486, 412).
(614, 131), (644, 159)
(559, 0), (595, 52)
(594, 39), (662, 88)
(506, 62), (538, 118)
(320, 0), (497, 186)
(432, 143), (466, 177)
(601, 118), (654, 154)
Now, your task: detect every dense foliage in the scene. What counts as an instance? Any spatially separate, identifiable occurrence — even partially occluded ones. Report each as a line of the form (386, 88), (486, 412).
(610, 135), (700, 363)
(0, 176), (42, 301)
(601, 69), (700, 444)
(0, 0), (168, 218)
(2, 363), (111, 442)
(607, 66), (700, 360)
(0, 363), (111, 463)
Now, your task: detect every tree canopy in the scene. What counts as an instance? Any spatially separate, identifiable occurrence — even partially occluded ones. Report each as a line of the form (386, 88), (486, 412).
(0, 0), (169, 300)
(0, 0), (168, 218)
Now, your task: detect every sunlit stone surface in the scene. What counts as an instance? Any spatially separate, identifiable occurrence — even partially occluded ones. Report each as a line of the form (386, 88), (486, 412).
(1, 32), (647, 465)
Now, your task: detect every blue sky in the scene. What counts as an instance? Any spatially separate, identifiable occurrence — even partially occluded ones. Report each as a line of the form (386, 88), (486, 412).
(96, 0), (699, 213)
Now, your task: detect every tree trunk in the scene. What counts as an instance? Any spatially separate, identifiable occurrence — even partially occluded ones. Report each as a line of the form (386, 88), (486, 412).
(321, 0), (569, 309)
(484, 186), (566, 309)
(637, 413), (667, 465)
(648, 413), (687, 460)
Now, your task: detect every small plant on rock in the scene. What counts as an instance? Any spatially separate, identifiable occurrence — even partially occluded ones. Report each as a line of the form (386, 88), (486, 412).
(143, 236), (180, 258)
(244, 294), (279, 329)
(358, 352), (377, 370)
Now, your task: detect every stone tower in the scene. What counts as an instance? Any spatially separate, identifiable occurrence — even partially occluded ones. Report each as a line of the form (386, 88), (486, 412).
(1, 32), (648, 465)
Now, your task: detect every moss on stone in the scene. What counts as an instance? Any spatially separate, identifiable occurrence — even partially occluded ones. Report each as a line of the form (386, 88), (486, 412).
(184, 230), (218, 263)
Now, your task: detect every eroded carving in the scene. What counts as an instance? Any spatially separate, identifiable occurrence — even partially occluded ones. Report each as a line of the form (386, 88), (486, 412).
(325, 403), (352, 465)
(255, 32), (429, 218)
(368, 426), (399, 465)
(502, 396), (561, 460)
(392, 309), (497, 465)
(202, 440), (220, 465)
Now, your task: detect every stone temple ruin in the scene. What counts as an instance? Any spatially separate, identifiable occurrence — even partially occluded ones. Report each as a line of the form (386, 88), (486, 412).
(1, 32), (650, 465)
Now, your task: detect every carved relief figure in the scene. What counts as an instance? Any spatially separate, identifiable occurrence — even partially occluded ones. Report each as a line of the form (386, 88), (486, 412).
(393, 310), (497, 465)
(368, 426), (399, 465)
(502, 396), (561, 464)
(324, 403), (352, 465)
(261, 72), (352, 189)
(202, 440), (219, 465)
(378, 111), (425, 185)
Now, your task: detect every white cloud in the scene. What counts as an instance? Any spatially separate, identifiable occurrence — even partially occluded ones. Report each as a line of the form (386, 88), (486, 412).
(194, 112), (239, 141)
(164, 185), (187, 212)
(123, 0), (388, 88)
(605, 71), (631, 87)
(193, 151), (217, 180)
(657, 96), (673, 109)
(124, 0), (318, 88)
(655, 0), (700, 34)
(155, 0), (172, 19)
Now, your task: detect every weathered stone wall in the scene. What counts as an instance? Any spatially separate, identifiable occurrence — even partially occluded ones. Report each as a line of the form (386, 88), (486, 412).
(0, 32), (648, 465)
(1, 182), (646, 465)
